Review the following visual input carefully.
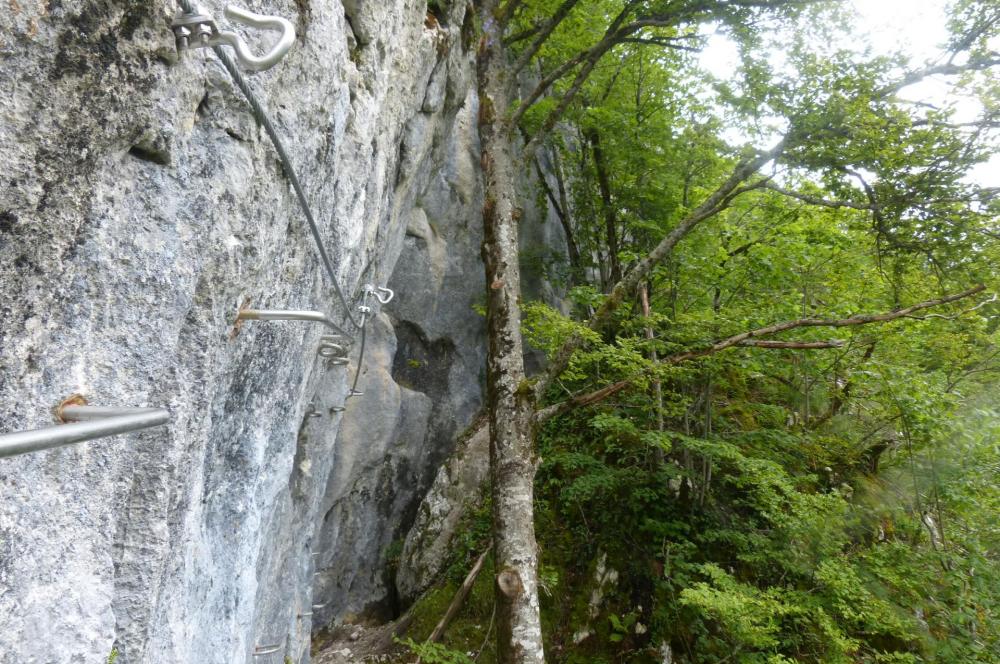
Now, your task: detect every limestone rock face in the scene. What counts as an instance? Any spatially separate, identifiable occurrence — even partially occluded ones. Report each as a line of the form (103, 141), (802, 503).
(0, 1), (483, 663)
(313, 83), (487, 626)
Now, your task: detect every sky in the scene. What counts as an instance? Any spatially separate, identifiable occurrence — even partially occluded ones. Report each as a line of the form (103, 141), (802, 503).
(699, 0), (998, 184)
(851, 0), (948, 60)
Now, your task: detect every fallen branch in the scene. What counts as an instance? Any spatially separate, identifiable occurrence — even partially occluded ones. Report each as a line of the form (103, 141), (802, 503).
(423, 541), (492, 648)
(534, 285), (986, 423)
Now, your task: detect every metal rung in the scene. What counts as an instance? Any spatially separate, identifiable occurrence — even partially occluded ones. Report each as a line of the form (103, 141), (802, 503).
(237, 309), (354, 341)
(253, 643), (283, 656)
(0, 404), (170, 459)
(318, 335), (350, 360)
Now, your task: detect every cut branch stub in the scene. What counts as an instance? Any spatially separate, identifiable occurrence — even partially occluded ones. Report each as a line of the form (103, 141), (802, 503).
(497, 568), (524, 598)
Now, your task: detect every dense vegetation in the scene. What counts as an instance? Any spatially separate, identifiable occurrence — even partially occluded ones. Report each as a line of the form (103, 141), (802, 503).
(403, 1), (999, 662)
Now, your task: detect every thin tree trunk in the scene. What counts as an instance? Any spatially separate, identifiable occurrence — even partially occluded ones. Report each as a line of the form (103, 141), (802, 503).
(476, 4), (545, 662)
(532, 151), (583, 283)
(588, 128), (622, 289)
(551, 147), (584, 285)
(640, 284), (664, 464)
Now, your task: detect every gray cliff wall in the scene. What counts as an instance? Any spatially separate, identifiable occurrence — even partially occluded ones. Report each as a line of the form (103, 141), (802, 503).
(0, 1), (483, 663)
(313, 81), (486, 627)
(393, 111), (569, 604)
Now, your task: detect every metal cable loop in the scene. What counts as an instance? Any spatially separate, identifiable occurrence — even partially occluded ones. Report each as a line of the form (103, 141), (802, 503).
(177, 0), (358, 329)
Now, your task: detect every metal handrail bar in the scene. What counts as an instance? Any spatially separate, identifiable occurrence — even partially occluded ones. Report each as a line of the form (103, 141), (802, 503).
(236, 309), (354, 339)
(0, 406), (170, 459)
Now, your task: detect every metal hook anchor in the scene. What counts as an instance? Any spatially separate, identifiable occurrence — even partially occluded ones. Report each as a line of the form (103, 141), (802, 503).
(253, 643), (282, 656)
(365, 284), (395, 305)
(252, 631), (286, 656)
(172, 4), (296, 72)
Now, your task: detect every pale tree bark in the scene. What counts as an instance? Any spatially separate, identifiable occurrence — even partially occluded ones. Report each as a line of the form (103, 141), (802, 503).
(476, 2), (545, 662)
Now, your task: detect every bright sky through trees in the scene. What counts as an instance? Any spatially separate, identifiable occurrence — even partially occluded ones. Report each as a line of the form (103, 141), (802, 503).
(700, 0), (998, 183)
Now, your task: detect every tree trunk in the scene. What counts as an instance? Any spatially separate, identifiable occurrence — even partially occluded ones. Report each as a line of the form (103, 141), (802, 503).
(587, 128), (622, 289)
(640, 284), (664, 464)
(476, 4), (546, 663)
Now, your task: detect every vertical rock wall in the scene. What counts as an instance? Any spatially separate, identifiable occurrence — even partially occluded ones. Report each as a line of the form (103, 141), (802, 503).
(0, 1), (483, 662)
(312, 84), (486, 626)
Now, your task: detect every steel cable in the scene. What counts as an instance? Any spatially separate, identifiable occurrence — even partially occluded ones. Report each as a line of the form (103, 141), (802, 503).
(177, 0), (357, 329)
(349, 298), (369, 398)
(175, 0), (375, 402)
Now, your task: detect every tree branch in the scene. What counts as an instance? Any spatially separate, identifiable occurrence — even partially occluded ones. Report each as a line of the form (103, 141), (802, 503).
(881, 55), (1000, 96)
(497, 0), (525, 28)
(761, 182), (873, 210)
(424, 542), (492, 646)
(738, 339), (845, 349)
(511, 0), (584, 75)
(533, 141), (785, 402)
(619, 36), (701, 51)
(535, 285), (986, 423)
(504, 24), (541, 46)
(511, 3), (637, 131)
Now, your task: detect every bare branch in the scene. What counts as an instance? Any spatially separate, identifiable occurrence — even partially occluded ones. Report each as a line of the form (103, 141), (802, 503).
(911, 118), (1000, 130)
(535, 285), (987, 423)
(670, 285), (986, 363)
(424, 542), (492, 646)
(881, 55), (1000, 96)
(761, 182), (873, 210)
(619, 36), (701, 51)
(738, 339), (845, 349)
(903, 293), (998, 320)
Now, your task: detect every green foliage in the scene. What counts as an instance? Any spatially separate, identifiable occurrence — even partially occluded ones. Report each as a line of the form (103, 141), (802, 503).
(501, 4), (1000, 660)
(412, 1), (1000, 662)
(397, 638), (475, 664)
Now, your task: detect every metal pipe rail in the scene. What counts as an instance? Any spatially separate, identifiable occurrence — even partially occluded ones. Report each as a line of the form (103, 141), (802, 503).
(236, 309), (354, 339)
(0, 406), (170, 459)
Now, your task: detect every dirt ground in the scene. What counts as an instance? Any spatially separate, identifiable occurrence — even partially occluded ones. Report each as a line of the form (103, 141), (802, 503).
(312, 617), (412, 664)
